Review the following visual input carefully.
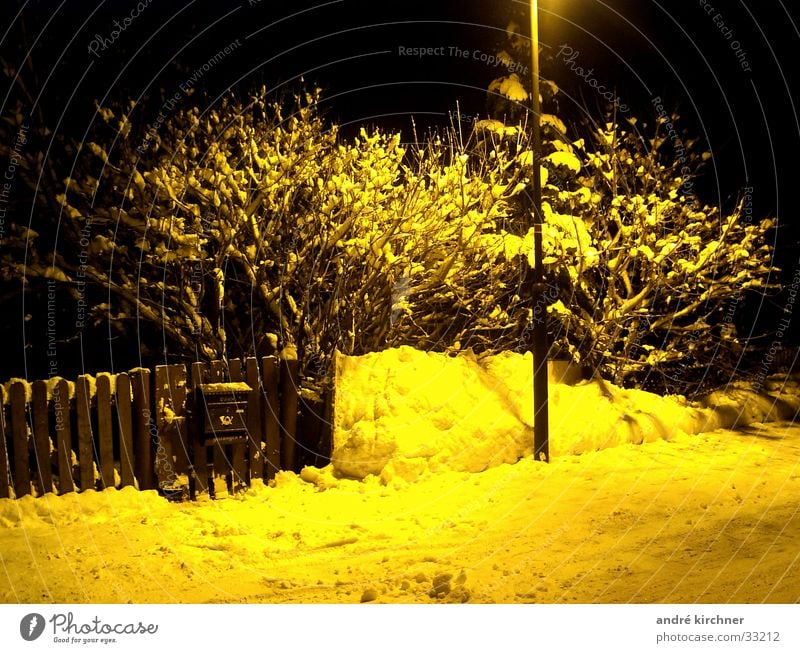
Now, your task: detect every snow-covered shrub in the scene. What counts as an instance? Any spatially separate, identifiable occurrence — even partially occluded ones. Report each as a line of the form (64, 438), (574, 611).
(469, 115), (777, 393)
(7, 89), (522, 387)
(475, 14), (779, 394)
(2, 79), (776, 396)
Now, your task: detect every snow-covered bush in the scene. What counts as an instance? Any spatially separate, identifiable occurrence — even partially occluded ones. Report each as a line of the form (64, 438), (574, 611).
(475, 16), (778, 393)
(4, 89), (523, 387)
(469, 115), (777, 392)
(2, 77), (776, 395)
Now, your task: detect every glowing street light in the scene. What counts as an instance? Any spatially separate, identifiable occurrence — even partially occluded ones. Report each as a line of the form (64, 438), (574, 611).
(529, 0), (549, 462)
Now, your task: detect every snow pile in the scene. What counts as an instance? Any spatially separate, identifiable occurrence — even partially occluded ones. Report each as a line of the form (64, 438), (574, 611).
(0, 486), (170, 531)
(331, 347), (533, 482)
(331, 347), (800, 482)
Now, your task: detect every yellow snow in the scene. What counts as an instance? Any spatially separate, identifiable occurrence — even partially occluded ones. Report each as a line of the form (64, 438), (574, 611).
(1, 347), (799, 604)
(331, 348), (780, 482)
(1, 423), (799, 603)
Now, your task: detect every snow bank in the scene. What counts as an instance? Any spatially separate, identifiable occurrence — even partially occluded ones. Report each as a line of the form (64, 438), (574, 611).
(331, 347), (800, 482)
(0, 486), (167, 529)
(332, 348), (533, 482)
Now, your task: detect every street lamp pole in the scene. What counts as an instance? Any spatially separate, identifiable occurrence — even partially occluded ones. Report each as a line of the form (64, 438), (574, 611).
(529, 0), (550, 462)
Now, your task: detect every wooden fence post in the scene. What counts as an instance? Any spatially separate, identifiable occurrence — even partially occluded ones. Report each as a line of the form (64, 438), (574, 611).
(209, 361), (226, 381)
(75, 376), (94, 492)
(116, 373), (135, 488)
(262, 356), (281, 480)
(10, 381), (30, 497)
(0, 386), (10, 499)
(280, 358), (299, 472)
(96, 375), (115, 490)
(246, 357), (263, 481)
(53, 379), (74, 495)
(31, 380), (53, 495)
(208, 360), (227, 477)
(298, 393), (322, 471)
(189, 361), (210, 498)
(154, 364), (187, 491)
(317, 385), (334, 467)
(131, 369), (154, 491)
(227, 358), (248, 490)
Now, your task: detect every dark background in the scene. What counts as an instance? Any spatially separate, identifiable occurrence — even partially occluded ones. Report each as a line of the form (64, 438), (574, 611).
(2, 0), (799, 378)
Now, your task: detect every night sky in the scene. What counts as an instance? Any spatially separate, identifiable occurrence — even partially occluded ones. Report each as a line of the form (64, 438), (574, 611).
(4, 1), (797, 214)
(2, 0), (800, 374)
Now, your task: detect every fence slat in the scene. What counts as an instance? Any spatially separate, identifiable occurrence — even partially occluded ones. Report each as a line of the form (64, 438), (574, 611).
(189, 362), (209, 497)
(154, 364), (187, 490)
(53, 379), (74, 495)
(262, 356), (281, 480)
(96, 375), (114, 490)
(131, 369), (154, 491)
(246, 357), (264, 481)
(228, 359), (248, 490)
(153, 366), (173, 490)
(209, 360), (226, 382)
(10, 382), (30, 497)
(153, 365), (173, 488)
(116, 374), (135, 488)
(280, 359), (300, 473)
(0, 386), (11, 498)
(317, 386), (334, 467)
(299, 393), (327, 471)
(209, 359), (227, 475)
(75, 376), (94, 492)
(31, 380), (53, 494)
(228, 358), (243, 381)
(168, 364), (188, 476)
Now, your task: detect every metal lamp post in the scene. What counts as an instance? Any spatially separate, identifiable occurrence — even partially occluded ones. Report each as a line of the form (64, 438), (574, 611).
(529, 0), (549, 462)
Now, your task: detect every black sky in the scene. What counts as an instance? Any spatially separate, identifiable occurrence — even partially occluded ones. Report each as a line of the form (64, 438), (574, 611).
(2, 0), (800, 318)
(4, 1), (797, 218)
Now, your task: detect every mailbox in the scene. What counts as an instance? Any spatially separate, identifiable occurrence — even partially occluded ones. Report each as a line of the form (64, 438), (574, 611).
(195, 381), (252, 445)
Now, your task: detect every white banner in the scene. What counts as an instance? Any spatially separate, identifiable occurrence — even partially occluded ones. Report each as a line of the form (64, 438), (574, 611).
(1, 604), (797, 652)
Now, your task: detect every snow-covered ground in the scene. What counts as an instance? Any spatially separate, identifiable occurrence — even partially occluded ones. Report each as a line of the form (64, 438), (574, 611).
(331, 347), (796, 481)
(1, 348), (799, 603)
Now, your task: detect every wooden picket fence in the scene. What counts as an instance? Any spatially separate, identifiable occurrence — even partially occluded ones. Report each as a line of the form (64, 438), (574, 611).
(0, 356), (332, 500)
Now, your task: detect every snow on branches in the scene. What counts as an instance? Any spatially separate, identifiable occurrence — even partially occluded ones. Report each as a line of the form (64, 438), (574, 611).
(2, 84), (776, 395)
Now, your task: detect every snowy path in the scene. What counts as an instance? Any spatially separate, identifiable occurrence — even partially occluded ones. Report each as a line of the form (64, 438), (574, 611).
(1, 421), (798, 603)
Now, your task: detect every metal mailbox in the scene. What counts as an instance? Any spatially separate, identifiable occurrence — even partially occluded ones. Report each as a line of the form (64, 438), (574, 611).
(195, 381), (252, 445)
